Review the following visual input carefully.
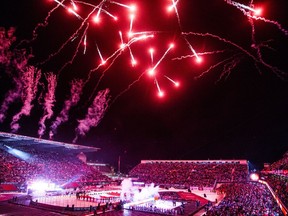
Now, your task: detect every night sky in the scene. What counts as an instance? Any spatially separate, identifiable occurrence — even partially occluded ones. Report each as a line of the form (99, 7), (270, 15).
(0, 0), (287, 172)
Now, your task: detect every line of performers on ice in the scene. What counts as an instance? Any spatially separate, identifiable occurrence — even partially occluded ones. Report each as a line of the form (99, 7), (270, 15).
(129, 203), (185, 215)
(75, 191), (119, 204)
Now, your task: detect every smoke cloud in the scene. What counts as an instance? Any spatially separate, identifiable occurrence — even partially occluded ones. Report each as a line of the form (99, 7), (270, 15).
(0, 27), (16, 65)
(73, 88), (110, 143)
(38, 72), (57, 138)
(49, 79), (84, 139)
(10, 67), (41, 132)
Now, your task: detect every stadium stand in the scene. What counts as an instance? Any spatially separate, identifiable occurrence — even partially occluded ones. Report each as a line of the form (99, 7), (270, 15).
(0, 132), (112, 192)
(260, 151), (288, 212)
(129, 160), (248, 188)
(204, 182), (284, 216)
(0, 132), (287, 216)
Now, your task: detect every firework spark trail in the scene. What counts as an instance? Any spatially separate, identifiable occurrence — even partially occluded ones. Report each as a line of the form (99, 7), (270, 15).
(128, 46), (136, 66)
(110, 41), (177, 102)
(183, 37), (201, 62)
(110, 72), (146, 107)
(109, 1), (135, 10)
(169, 0), (182, 29)
(149, 44), (174, 76)
(57, 24), (90, 76)
(83, 34), (87, 54)
(119, 31), (124, 47)
(182, 32), (286, 78)
(49, 79), (84, 139)
(38, 73), (57, 138)
(96, 43), (106, 65)
(225, 0), (260, 14)
(247, 0), (257, 48)
(75, 0), (118, 20)
(248, 15), (275, 75)
(110, 45), (177, 105)
(37, 5), (97, 67)
(215, 57), (241, 83)
(93, 0), (105, 22)
(172, 50), (227, 61)
(54, 0), (82, 19)
(154, 78), (163, 96)
(164, 75), (179, 87)
(248, 15), (288, 36)
(73, 88), (110, 143)
(149, 48), (154, 64)
(85, 34), (154, 104)
(228, 0), (287, 77)
(194, 54), (241, 80)
(10, 67), (41, 132)
(129, 14), (135, 36)
(86, 50), (123, 105)
(17, 1), (64, 47)
(224, 0), (288, 36)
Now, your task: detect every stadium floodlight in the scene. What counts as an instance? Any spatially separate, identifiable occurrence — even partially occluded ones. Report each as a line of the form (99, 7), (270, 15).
(249, 173), (259, 181)
(4, 145), (31, 161)
(29, 180), (48, 192)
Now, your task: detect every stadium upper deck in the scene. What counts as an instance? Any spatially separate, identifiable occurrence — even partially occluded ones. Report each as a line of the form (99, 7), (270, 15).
(0, 131), (99, 153)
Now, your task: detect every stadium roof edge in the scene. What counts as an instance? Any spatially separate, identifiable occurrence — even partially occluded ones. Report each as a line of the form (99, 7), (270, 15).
(0, 131), (100, 152)
(140, 159), (248, 165)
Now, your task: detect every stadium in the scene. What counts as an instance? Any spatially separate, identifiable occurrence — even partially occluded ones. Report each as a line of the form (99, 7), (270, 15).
(0, 131), (287, 216)
(0, 0), (288, 215)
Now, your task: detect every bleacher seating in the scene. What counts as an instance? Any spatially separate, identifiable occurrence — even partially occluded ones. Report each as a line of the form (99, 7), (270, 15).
(204, 182), (284, 216)
(0, 147), (111, 191)
(129, 160), (248, 188)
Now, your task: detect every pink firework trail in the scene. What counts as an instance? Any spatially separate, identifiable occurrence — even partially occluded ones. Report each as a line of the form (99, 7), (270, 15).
(0, 27), (16, 65)
(49, 79), (84, 139)
(0, 28), (32, 123)
(73, 88), (110, 143)
(38, 73), (57, 138)
(17, 1), (64, 47)
(182, 32), (286, 79)
(10, 67), (41, 132)
(0, 77), (22, 123)
(224, 0), (288, 36)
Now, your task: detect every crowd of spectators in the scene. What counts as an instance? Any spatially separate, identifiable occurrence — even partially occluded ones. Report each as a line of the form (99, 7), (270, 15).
(0, 148), (37, 185)
(129, 161), (248, 188)
(0, 146), (111, 191)
(260, 151), (288, 210)
(263, 174), (288, 209)
(264, 152), (288, 172)
(204, 182), (284, 216)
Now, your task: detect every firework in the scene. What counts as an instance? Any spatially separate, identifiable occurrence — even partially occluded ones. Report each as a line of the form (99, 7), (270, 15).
(0, 0), (287, 142)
